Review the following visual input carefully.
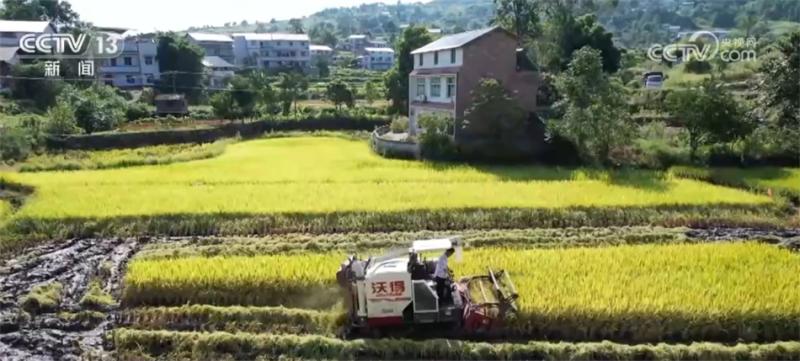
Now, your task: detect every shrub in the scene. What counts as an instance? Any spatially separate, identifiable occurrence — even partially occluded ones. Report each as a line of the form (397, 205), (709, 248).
(58, 85), (127, 134)
(45, 100), (82, 136)
(0, 126), (35, 162)
(389, 117), (408, 133)
(684, 58), (713, 74)
(79, 280), (115, 310)
(126, 102), (153, 122)
(418, 114), (457, 160)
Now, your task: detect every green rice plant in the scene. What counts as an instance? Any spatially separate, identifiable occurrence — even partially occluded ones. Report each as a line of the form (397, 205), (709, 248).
(19, 139), (233, 172)
(19, 282), (63, 314)
(112, 329), (800, 361)
(120, 305), (341, 335)
(0, 199), (10, 223)
(122, 243), (800, 342)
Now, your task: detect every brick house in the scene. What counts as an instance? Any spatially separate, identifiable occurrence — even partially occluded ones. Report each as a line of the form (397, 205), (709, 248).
(408, 26), (541, 143)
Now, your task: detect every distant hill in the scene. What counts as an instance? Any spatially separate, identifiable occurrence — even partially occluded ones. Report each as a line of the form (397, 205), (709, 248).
(185, 0), (800, 49)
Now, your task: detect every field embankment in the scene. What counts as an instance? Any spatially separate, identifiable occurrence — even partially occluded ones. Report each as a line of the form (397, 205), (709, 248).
(112, 329), (800, 361)
(122, 242), (800, 343)
(0, 137), (787, 253)
(672, 166), (800, 201)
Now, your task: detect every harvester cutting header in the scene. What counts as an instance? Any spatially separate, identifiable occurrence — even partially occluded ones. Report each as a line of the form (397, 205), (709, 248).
(336, 238), (519, 336)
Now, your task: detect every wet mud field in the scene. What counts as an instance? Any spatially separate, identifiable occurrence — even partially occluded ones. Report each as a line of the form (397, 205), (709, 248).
(0, 228), (798, 361)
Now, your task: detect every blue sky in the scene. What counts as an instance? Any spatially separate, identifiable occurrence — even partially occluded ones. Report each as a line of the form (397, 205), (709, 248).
(69, 0), (426, 32)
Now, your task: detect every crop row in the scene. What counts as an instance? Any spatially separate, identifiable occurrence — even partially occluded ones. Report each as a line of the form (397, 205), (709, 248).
(135, 227), (689, 259)
(122, 243), (800, 343)
(113, 329), (800, 361)
(672, 166), (800, 199)
(119, 305), (340, 336)
(0, 199), (9, 223)
(2, 204), (789, 254)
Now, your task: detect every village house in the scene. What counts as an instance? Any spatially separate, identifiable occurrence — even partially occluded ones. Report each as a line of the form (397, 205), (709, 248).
(202, 55), (237, 89)
(97, 30), (161, 89)
(309, 44), (333, 60)
(361, 47), (394, 71)
(187, 33), (235, 64)
(407, 26), (540, 141)
(0, 20), (55, 89)
(232, 33), (311, 71)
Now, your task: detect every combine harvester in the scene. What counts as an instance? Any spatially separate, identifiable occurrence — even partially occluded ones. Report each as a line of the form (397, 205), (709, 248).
(337, 238), (519, 338)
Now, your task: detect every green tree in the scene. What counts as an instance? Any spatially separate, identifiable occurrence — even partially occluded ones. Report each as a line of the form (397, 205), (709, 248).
(325, 78), (355, 110)
(493, 0), (540, 43)
(229, 75), (258, 120)
(310, 22), (338, 47)
(666, 79), (752, 162)
(0, 0), (80, 27)
(57, 85), (127, 134)
(365, 80), (380, 105)
(289, 18), (305, 34)
(384, 26), (433, 114)
(736, 10), (761, 38)
(756, 31), (800, 164)
(210, 92), (237, 120)
(10, 62), (63, 109)
(538, 6), (621, 73)
(549, 47), (632, 164)
(157, 33), (205, 100)
(315, 57), (331, 78)
(277, 72), (308, 115)
(462, 78), (527, 154)
(44, 100), (81, 135)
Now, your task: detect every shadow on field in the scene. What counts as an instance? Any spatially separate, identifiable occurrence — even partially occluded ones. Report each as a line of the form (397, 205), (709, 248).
(423, 162), (671, 191)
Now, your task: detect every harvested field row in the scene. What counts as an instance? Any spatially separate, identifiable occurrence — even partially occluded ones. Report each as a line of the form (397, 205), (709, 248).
(119, 305), (340, 336)
(122, 243), (800, 343)
(135, 227), (690, 259)
(2, 204), (789, 253)
(113, 329), (800, 361)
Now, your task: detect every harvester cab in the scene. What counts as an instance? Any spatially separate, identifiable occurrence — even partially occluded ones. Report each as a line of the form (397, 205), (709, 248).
(336, 238), (519, 336)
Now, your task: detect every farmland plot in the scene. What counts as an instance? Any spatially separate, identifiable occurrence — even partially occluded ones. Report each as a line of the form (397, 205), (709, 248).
(0, 137), (780, 247)
(122, 242), (800, 343)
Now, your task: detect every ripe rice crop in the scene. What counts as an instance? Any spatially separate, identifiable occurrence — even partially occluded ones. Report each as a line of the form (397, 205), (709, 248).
(672, 166), (800, 198)
(0, 137), (770, 219)
(113, 329), (800, 361)
(122, 242), (800, 342)
(120, 305), (340, 335)
(0, 200), (9, 223)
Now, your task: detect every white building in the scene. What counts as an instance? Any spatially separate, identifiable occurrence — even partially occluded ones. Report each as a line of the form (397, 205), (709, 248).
(0, 20), (55, 89)
(310, 44), (333, 60)
(362, 47), (394, 71)
(202, 56), (237, 89)
(188, 33), (235, 64)
(232, 33), (310, 71)
(346, 34), (368, 53)
(98, 31), (160, 89)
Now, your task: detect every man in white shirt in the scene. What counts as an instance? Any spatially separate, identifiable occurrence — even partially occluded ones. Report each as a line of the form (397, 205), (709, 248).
(434, 248), (455, 304)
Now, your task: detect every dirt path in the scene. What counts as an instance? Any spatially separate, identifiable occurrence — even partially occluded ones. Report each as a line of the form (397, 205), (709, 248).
(0, 238), (141, 361)
(0, 228), (797, 360)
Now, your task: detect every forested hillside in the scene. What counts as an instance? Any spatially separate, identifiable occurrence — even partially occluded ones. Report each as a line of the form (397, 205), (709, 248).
(188, 0), (800, 48)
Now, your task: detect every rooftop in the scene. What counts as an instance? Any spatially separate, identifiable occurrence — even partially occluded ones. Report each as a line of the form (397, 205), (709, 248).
(233, 33), (310, 42)
(188, 32), (233, 43)
(365, 47), (394, 53)
(348, 34), (367, 39)
(310, 45), (333, 51)
(202, 56), (236, 68)
(0, 20), (51, 33)
(411, 26), (501, 54)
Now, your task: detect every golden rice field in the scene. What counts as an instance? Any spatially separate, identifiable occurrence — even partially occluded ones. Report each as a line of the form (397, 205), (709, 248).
(0, 199), (10, 222)
(0, 137), (771, 219)
(122, 242), (800, 342)
(672, 166), (800, 196)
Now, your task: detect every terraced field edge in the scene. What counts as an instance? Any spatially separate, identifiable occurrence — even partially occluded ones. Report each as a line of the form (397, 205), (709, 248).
(112, 329), (800, 361)
(1, 204), (790, 253)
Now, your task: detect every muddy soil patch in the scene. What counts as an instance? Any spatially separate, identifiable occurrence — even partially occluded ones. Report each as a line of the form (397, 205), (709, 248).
(0, 237), (141, 361)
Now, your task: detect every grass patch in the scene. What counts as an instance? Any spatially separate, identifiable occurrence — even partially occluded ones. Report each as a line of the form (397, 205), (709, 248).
(0, 199), (10, 223)
(79, 280), (116, 311)
(19, 282), (63, 314)
(19, 139), (232, 172)
(113, 329), (800, 361)
(122, 243), (800, 343)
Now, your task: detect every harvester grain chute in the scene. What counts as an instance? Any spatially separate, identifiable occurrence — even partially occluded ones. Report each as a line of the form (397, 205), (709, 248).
(336, 238), (519, 337)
